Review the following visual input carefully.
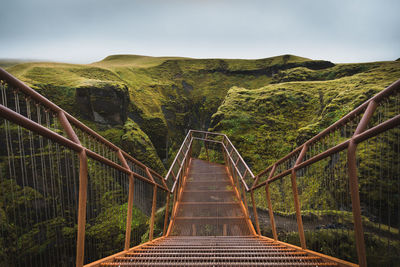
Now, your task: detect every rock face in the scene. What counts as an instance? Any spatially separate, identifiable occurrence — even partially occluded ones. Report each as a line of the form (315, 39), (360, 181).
(75, 83), (129, 125)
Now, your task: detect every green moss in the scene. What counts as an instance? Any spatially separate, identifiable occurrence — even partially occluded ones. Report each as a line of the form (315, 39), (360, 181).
(121, 119), (165, 174)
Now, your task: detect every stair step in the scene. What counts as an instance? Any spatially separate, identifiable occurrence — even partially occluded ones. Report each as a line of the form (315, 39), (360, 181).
(174, 216), (246, 220)
(101, 263), (337, 266)
(178, 201), (239, 205)
(125, 251), (308, 257)
(113, 256), (325, 262)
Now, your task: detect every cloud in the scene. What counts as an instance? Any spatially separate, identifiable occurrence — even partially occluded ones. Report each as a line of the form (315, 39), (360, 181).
(0, 0), (399, 63)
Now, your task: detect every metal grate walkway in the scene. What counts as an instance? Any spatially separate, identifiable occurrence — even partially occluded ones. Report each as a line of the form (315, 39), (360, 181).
(101, 159), (338, 266)
(170, 159), (251, 236)
(100, 236), (337, 266)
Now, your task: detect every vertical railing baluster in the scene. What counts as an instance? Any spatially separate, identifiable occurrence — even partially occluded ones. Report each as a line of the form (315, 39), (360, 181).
(117, 150), (135, 251)
(57, 111), (88, 267)
(163, 193), (171, 236)
(291, 144), (308, 249)
(348, 100), (378, 267)
(250, 190), (261, 235)
(265, 182), (278, 240)
(149, 185), (158, 241)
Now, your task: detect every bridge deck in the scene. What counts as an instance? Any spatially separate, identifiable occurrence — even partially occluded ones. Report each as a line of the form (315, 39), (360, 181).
(170, 158), (251, 236)
(101, 159), (338, 266)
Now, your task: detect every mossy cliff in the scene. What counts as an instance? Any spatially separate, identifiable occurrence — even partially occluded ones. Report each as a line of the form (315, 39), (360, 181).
(210, 60), (400, 172)
(5, 55), (400, 173)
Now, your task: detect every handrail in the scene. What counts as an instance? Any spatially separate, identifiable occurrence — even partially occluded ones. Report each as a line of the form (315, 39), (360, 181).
(165, 129), (255, 192)
(164, 130), (191, 183)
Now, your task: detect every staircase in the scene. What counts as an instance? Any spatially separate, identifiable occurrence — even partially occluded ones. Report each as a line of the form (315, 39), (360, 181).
(170, 159), (251, 236)
(100, 159), (338, 266)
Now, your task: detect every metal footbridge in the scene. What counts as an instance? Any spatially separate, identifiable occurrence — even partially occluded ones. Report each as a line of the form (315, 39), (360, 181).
(0, 67), (399, 266)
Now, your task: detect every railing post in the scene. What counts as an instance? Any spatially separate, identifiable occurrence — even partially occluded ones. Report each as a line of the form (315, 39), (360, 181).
(204, 133), (210, 162)
(264, 164), (278, 240)
(117, 150), (135, 251)
(76, 151), (88, 267)
(124, 174), (134, 250)
(250, 190), (261, 235)
(291, 145), (308, 249)
(57, 111), (88, 267)
(163, 193), (171, 236)
(348, 100), (377, 267)
(290, 169), (306, 249)
(265, 182), (278, 240)
(149, 184), (158, 241)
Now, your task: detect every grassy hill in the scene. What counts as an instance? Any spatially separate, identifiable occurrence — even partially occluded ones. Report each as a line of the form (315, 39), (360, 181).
(4, 54), (400, 174)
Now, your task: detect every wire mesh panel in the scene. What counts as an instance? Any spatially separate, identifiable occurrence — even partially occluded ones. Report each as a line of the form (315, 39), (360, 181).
(296, 150), (356, 263)
(303, 115), (363, 162)
(152, 188), (168, 238)
(247, 189), (272, 237)
(84, 158), (129, 264)
(0, 119), (79, 267)
(72, 125), (119, 164)
(130, 177), (154, 246)
(268, 175), (299, 244)
(0, 82), (65, 136)
(274, 151), (300, 178)
(357, 127), (400, 265)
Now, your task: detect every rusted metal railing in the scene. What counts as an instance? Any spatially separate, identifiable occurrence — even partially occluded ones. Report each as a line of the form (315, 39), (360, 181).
(0, 68), (171, 267)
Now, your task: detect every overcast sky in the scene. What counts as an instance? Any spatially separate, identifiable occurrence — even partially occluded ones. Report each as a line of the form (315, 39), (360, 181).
(0, 0), (399, 64)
